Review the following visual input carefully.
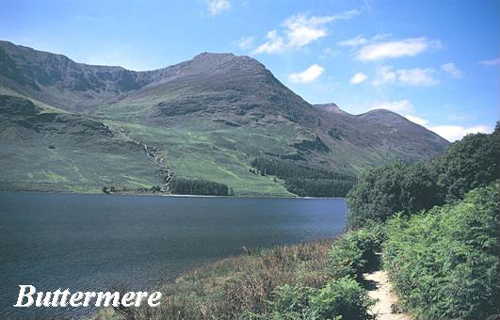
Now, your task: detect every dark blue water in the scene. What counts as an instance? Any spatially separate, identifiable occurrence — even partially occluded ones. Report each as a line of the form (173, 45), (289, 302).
(0, 193), (347, 319)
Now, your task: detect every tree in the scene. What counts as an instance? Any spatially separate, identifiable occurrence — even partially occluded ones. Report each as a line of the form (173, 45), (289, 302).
(432, 124), (500, 201)
(346, 127), (500, 228)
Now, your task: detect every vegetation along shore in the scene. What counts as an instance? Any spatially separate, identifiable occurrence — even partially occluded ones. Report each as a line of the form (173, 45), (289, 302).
(90, 125), (499, 320)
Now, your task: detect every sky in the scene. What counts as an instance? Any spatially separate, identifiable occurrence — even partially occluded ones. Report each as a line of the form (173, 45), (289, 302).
(1, 0), (499, 141)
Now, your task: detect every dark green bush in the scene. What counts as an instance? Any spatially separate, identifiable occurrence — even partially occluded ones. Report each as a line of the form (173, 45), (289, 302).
(271, 277), (374, 320)
(383, 182), (500, 320)
(328, 227), (385, 279)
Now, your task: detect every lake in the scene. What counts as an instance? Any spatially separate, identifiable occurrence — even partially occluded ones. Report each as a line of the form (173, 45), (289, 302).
(0, 192), (347, 319)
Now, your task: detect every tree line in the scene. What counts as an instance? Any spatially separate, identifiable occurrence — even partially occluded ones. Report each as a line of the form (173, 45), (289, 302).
(169, 177), (232, 196)
(251, 157), (357, 197)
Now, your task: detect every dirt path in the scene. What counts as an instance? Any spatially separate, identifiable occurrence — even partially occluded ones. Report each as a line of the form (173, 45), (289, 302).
(363, 270), (412, 320)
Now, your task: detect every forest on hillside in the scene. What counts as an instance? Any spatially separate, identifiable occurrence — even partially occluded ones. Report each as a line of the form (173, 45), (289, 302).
(251, 157), (357, 197)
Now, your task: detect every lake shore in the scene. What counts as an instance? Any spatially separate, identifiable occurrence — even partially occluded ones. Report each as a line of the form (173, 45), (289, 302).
(1, 193), (347, 319)
(89, 225), (386, 320)
(89, 238), (337, 320)
(0, 188), (346, 200)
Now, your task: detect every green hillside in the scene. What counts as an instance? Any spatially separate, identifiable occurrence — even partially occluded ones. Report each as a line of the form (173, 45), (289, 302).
(0, 40), (449, 196)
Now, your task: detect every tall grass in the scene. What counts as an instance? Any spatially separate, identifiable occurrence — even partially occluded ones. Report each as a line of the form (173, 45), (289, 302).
(92, 238), (374, 320)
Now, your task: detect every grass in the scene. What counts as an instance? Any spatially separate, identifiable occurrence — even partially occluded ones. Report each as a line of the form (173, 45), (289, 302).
(90, 230), (380, 320)
(91, 240), (334, 320)
(0, 116), (161, 193)
(102, 119), (297, 197)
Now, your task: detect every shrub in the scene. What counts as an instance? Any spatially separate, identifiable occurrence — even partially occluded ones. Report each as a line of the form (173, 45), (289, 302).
(383, 182), (500, 320)
(328, 236), (364, 279)
(271, 277), (374, 320)
(306, 278), (374, 320)
(328, 227), (385, 279)
(271, 285), (317, 320)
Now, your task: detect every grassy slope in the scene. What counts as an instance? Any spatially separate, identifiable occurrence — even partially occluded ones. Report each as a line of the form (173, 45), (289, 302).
(103, 119), (295, 196)
(0, 93), (444, 197)
(0, 94), (294, 196)
(0, 90), (447, 197)
(0, 96), (161, 193)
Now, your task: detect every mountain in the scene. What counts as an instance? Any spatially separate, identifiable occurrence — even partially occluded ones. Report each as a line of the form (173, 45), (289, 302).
(314, 103), (347, 115)
(0, 40), (449, 196)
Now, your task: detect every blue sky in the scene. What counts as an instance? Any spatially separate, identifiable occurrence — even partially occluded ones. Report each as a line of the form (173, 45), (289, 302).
(1, 0), (498, 141)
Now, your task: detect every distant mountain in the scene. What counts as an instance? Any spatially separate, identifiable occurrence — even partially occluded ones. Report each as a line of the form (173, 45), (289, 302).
(0, 40), (449, 196)
(314, 103), (348, 115)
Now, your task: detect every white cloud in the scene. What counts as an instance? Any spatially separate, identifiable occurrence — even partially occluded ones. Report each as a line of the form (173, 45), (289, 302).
(396, 68), (438, 86)
(235, 36), (255, 50)
(289, 64), (324, 83)
(405, 115), (428, 126)
(254, 10), (360, 54)
(254, 30), (286, 54)
(356, 37), (441, 61)
(337, 35), (368, 47)
(284, 15), (332, 47)
(350, 72), (368, 84)
(404, 115), (494, 142)
(429, 125), (494, 142)
(441, 62), (462, 78)
(478, 58), (499, 66)
(205, 0), (231, 15)
(370, 99), (414, 113)
(373, 66), (438, 87)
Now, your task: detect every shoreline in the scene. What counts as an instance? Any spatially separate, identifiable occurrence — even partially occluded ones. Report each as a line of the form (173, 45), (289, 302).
(89, 237), (339, 320)
(0, 189), (346, 200)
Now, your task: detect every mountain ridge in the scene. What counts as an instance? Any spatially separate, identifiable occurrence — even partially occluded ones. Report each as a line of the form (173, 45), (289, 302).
(0, 40), (449, 196)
